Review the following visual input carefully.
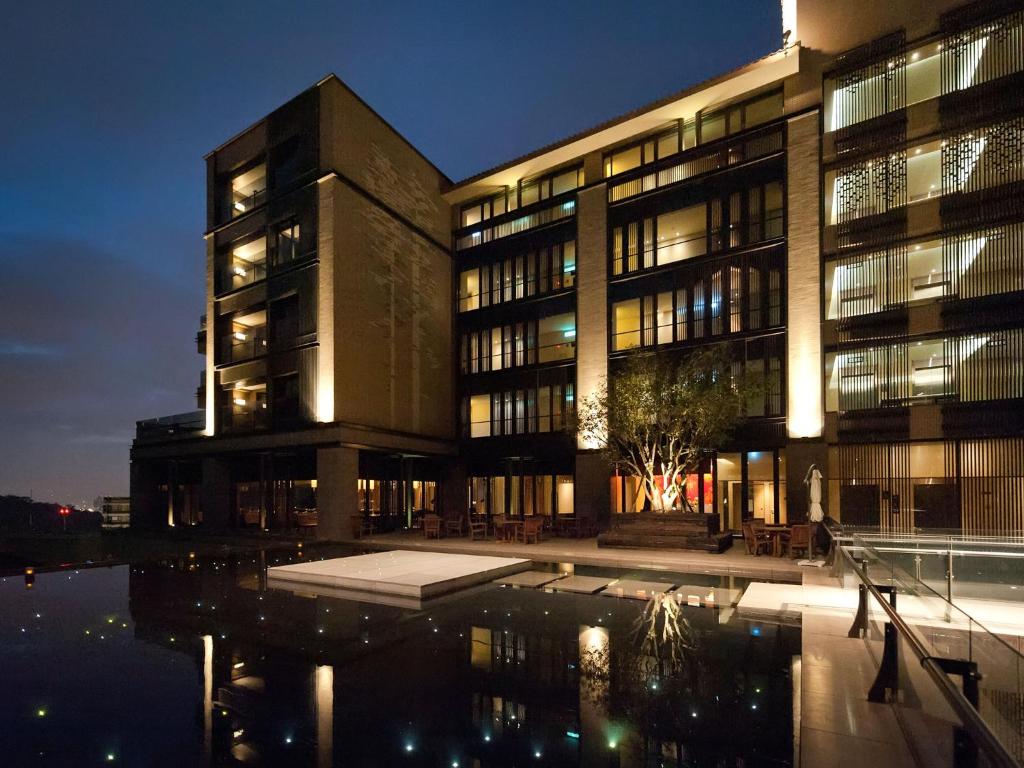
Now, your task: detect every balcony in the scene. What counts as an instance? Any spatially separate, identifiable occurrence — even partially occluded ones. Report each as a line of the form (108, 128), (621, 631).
(454, 193), (576, 252)
(230, 163), (267, 218)
(136, 410), (205, 440)
(606, 123), (784, 204)
(220, 310), (267, 365)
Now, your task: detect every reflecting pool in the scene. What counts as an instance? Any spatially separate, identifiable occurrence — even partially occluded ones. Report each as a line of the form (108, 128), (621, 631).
(0, 546), (800, 766)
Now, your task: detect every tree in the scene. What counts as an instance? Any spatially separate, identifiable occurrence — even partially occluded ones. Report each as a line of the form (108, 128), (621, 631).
(576, 344), (752, 513)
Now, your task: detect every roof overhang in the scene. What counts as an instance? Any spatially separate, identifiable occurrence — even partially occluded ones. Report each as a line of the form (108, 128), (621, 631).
(444, 46), (802, 206)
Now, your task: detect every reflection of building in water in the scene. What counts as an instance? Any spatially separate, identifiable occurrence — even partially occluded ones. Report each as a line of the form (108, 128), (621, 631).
(127, 555), (799, 766)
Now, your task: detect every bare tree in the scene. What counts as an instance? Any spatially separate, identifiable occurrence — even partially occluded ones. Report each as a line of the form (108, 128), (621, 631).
(576, 345), (752, 513)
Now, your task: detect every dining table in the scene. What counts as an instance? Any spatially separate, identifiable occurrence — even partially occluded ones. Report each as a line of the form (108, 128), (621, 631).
(762, 525), (790, 557)
(496, 519), (523, 542)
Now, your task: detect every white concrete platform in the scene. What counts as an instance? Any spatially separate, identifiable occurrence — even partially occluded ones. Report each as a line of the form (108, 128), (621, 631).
(267, 550), (531, 599)
(601, 579), (675, 600)
(548, 575), (615, 594)
(495, 570), (567, 588)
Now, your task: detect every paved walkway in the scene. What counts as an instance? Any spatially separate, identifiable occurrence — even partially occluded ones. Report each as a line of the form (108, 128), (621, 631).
(358, 531), (804, 580)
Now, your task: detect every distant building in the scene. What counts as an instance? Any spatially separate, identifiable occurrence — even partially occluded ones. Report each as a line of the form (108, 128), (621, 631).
(101, 497), (131, 529)
(132, 0), (1024, 538)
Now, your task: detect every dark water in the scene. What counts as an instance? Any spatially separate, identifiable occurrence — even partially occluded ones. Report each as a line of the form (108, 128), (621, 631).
(0, 547), (800, 767)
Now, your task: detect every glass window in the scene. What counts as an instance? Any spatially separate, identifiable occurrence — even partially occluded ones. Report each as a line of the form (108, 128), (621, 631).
(656, 292), (674, 345)
(906, 44), (941, 104)
(556, 475), (574, 515)
(562, 241), (576, 288)
(459, 269), (480, 312)
(612, 299), (641, 351)
(469, 395), (490, 438)
(538, 313), (575, 363)
(520, 181), (539, 207)
(744, 91), (783, 128)
(538, 386), (551, 432)
(657, 204), (706, 264)
(700, 112), (725, 143)
(462, 203), (482, 227)
(551, 169), (579, 196)
(274, 222), (301, 266)
(657, 129), (679, 160)
(764, 182), (784, 239)
(906, 140), (942, 203)
(607, 145), (641, 177)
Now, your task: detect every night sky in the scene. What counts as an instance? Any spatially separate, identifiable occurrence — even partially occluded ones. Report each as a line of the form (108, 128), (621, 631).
(0, 0), (780, 505)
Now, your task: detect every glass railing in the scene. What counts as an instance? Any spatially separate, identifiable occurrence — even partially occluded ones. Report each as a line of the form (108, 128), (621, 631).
(607, 125), (783, 204)
(835, 533), (1023, 766)
(222, 329), (268, 363)
(455, 198), (575, 251)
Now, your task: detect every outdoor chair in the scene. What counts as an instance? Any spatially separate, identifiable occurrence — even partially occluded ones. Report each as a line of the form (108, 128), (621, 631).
(522, 517), (543, 544)
(469, 517), (488, 540)
(444, 515), (466, 537)
(742, 523), (772, 556)
(786, 524), (813, 559)
(423, 514), (442, 539)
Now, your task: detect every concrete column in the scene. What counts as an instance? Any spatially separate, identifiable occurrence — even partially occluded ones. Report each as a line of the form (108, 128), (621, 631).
(316, 446), (359, 541)
(575, 453), (610, 529)
(129, 458), (163, 530)
(316, 178), (336, 424)
(785, 110), (824, 440)
(200, 457), (233, 531)
(575, 164), (611, 526)
(441, 459), (467, 522)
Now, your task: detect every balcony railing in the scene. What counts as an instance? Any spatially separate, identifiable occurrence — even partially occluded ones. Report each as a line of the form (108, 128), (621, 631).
(231, 187), (266, 218)
(136, 410), (205, 439)
(607, 124), (784, 204)
(221, 329), (267, 364)
(455, 195), (576, 251)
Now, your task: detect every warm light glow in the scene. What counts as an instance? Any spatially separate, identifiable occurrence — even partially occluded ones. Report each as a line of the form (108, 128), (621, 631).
(316, 665), (333, 768)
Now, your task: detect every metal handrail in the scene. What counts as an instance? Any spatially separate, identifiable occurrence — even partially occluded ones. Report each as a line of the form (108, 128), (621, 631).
(837, 543), (1022, 768)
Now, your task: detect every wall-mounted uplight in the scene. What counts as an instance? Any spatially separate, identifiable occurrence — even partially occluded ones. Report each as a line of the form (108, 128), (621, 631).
(234, 202), (246, 213)
(233, 266), (246, 277)
(234, 331), (247, 341)
(233, 398), (247, 407)
(564, 329), (576, 338)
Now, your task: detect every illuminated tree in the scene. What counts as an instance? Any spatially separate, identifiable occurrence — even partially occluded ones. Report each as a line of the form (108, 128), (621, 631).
(576, 344), (752, 512)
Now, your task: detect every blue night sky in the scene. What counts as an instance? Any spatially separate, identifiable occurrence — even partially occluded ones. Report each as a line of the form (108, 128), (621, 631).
(0, 0), (781, 504)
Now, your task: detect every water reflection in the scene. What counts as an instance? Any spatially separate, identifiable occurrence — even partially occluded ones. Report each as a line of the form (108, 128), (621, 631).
(1, 551), (800, 766)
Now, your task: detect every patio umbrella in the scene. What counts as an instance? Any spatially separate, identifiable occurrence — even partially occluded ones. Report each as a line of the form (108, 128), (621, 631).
(804, 464), (824, 523)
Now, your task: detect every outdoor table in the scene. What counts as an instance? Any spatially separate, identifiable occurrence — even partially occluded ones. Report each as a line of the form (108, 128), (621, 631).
(497, 520), (523, 542)
(763, 525), (790, 557)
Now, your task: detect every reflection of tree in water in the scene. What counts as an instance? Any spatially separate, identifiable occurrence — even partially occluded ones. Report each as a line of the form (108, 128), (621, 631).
(579, 594), (736, 764)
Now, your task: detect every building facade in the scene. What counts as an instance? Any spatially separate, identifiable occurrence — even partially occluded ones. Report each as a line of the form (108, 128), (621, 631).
(131, 0), (1024, 538)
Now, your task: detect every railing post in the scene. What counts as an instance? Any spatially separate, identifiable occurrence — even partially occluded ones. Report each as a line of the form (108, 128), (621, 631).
(930, 658), (982, 768)
(868, 587), (899, 703)
(849, 557), (871, 637)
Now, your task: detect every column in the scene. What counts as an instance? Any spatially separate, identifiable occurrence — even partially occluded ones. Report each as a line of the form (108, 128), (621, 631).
(316, 446), (359, 541)
(575, 159), (612, 527)
(200, 457), (233, 531)
(785, 109), (829, 521)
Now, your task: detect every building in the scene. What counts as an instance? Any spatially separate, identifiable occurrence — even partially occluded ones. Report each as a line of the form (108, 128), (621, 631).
(100, 496), (131, 529)
(131, 0), (1024, 538)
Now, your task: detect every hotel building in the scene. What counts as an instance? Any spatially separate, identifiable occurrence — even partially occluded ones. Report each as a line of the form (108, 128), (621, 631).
(131, 0), (1024, 538)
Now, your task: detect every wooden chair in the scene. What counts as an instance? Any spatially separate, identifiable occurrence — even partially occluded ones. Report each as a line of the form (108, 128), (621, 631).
(469, 517), (488, 540)
(522, 517), (544, 544)
(786, 524), (813, 559)
(444, 515), (466, 537)
(492, 514), (507, 541)
(742, 522), (772, 556)
(423, 514), (442, 539)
